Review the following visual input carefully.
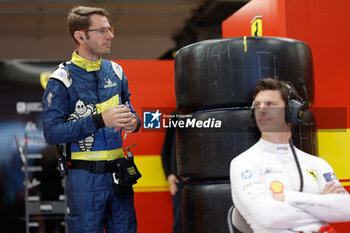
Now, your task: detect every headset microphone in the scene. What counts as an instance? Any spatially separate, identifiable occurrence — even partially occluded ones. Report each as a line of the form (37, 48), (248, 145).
(289, 138), (304, 192)
(290, 77), (309, 193)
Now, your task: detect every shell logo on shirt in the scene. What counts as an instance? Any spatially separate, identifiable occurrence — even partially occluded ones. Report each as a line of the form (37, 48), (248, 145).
(270, 180), (284, 193)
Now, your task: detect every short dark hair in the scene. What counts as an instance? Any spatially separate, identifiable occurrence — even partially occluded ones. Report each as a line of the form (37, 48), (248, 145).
(252, 78), (300, 104)
(67, 6), (110, 44)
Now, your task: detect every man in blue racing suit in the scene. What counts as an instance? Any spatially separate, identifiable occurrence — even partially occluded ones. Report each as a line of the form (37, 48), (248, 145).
(42, 6), (141, 233)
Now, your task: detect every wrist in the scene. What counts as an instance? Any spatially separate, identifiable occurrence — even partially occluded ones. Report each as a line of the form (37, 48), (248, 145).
(92, 113), (105, 130)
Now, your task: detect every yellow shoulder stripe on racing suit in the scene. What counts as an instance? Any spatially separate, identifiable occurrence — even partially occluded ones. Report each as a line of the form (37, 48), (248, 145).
(71, 94), (122, 161)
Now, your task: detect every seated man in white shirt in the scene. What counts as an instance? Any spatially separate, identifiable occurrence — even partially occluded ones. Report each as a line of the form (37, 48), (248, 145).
(230, 78), (350, 233)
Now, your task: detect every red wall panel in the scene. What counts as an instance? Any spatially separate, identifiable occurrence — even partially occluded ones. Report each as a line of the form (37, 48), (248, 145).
(222, 0), (287, 38)
(113, 60), (176, 233)
(114, 60), (176, 155)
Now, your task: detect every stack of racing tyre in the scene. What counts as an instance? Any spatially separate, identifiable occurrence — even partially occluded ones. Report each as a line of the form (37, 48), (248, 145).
(174, 37), (318, 233)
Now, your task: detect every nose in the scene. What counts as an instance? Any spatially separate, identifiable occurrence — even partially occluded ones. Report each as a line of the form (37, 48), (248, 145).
(256, 105), (267, 115)
(108, 30), (114, 39)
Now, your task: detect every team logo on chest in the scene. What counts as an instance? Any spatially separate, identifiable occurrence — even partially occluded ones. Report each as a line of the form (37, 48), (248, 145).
(104, 78), (116, 88)
(241, 170), (253, 179)
(68, 100), (97, 151)
(307, 169), (318, 180)
(264, 168), (284, 175)
(323, 172), (338, 182)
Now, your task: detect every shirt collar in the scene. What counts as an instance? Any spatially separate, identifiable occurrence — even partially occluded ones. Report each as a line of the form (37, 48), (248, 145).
(257, 138), (291, 154)
(71, 50), (102, 72)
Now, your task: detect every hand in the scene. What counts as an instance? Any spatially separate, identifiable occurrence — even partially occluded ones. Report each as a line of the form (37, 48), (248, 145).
(122, 113), (138, 133)
(322, 181), (348, 195)
(101, 105), (134, 129)
(273, 193), (285, 202)
(167, 174), (180, 196)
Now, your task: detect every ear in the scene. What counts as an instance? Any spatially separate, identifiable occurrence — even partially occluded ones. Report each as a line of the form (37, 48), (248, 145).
(74, 31), (84, 42)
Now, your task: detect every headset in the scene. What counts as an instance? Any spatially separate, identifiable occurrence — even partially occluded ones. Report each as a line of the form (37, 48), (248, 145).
(250, 79), (306, 127)
(284, 82), (305, 125)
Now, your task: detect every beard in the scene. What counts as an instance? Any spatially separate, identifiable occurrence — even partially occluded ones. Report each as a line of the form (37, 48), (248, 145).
(87, 40), (112, 57)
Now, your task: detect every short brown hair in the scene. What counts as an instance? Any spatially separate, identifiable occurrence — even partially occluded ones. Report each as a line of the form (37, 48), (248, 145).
(67, 6), (110, 44)
(252, 78), (299, 104)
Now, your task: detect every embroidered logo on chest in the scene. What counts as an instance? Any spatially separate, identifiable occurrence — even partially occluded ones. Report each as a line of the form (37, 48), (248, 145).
(264, 168), (284, 175)
(241, 170), (253, 179)
(307, 169), (318, 180)
(323, 172), (338, 182)
(104, 78), (116, 88)
(276, 146), (288, 151)
(67, 100), (97, 152)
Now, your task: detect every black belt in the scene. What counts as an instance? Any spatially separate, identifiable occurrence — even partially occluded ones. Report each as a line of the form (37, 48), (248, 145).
(68, 160), (119, 173)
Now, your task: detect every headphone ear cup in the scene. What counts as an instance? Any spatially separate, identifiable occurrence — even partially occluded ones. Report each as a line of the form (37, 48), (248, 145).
(285, 99), (304, 125)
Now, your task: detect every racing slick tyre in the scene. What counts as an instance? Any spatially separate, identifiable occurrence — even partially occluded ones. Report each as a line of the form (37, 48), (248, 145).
(182, 183), (233, 233)
(176, 109), (317, 182)
(175, 36), (314, 112)
(176, 108), (260, 181)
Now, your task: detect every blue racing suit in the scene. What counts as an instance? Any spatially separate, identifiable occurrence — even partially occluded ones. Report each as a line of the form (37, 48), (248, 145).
(42, 51), (140, 233)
